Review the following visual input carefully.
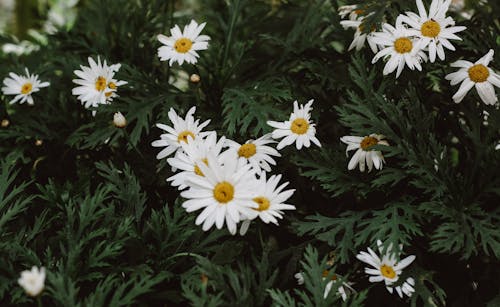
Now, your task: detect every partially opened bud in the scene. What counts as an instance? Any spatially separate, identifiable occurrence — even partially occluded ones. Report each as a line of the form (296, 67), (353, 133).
(190, 74), (200, 83)
(113, 112), (127, 128)
(1, 119), (9, 127)
(18, 266), (46, 297)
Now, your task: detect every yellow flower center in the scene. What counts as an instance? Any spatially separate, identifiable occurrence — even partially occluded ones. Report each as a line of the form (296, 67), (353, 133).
(194, 158), (208, 177)
(253, 196), (270, 211)
(359, 23), (376, 33)
(95, 76), (107, 91)
(108, 82), (117, 89)
(468, 64), (489, 83)
(21, 83), (33, 94)
(421, 20), (441, 38)
(322, 270), (338, 280)
(354, 9), (364, 15)
(360, 136), (378, 150)
(238, 143), (257, 158)
(380, 264), (396, 279)
(290, 118), (309, 135)
(213, 181), (234, 204)
(177, 130), (195, 143)
(394, 37), (413, 54)
(174, 38), (193, 53)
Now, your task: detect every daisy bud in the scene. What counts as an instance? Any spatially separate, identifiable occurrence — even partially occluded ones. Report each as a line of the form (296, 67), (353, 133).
(113, 112), (127, 128)
(200, 273), (208, 286)
(35, 139), (43, 146)
(1, 119), (10, 127)
(18, 266), (46, 297)
(190, 74), (200, 83)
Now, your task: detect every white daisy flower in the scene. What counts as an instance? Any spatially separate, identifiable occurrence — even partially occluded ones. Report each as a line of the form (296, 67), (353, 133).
(371, 23), (427, 78)
(387, 277), (416, 298)
(323, 275), (355, 302)
(445, 49), (500, 105)
(224, 134), (281, 173)
(397, 0), (466, 63)
(356, 240), (416, 290)
(2, 68), (49, 105)
(239, 172), (295, 235)
(338, 5), (363, 21)
(72, 56), (127, 112)
(151, 106), (211, 159)
(340, 17), (378, 53)
(267, 99), (321, 150)
(18, 266), (46, 297)
(340, 134), (389, 172)
(157, 19), (210, 66)
(180, 151), (259, 235)
(166, 132), (226, 190)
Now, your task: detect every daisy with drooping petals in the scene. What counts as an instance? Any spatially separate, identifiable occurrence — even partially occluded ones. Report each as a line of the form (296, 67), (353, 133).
(340, 134), (388, 172)
(167, 132), (226, 190)
(157, 19), (210, 66)
(340, 17), (378, 53)
(338, 5), (363, 21)
(180, 151), (259, 235)
(267, 99), (321, 150)
(445, 49), (500, 105)
(2, 68), (49, 105)
(294, 271), (354, 302)
(151, 106), (211, 159)
(387, 277), (416, 298)
(371, 24), (427, 78)
(239, 172), (295, 235)
(224, 134), (281, 173)
(72, 56), (127, 112)
(397, 0), (466, 63)
(356, 240), (416, 291)
(18, 266), (46, 297)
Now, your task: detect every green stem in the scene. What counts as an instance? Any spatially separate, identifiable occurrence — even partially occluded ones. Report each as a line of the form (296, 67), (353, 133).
(165, 0), (175, 83)
(122, 129), (144, 159)
(166, 252), (203, 262)
(222, 0), (241, 70)
(36, 296), (42, 307)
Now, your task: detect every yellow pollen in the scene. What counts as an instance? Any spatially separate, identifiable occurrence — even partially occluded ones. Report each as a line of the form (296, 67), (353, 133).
(322, 270), (338, 280)
(468, 64), (489, 83)
(21, 83), (32, 94)
(394, 37), (413, 54)
(421, 20), (441, 38)
(213, 181), (234, 204)
(174, 38), (193, 53)
(354, 9), (364, 15)
(380, 264), (396, 279)
(253, 196), (270, 211)
(360, 136), (378, 151)
(108, 82), (117, 89)
(194, 158), (208, 177)
(177, 130), (195, 143)
(290, 118), (309, 135)
(95, 76), (107, 91)
(105, 92), (113, 97)
(238, 143), (257, 158)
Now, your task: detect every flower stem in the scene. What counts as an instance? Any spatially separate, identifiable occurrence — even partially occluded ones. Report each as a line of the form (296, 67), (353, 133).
(222, 0), (241, 70)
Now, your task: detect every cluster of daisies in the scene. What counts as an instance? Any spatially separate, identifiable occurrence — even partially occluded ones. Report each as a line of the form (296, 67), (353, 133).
(151, 100), (321, 235)
(340, 0), (500, 105)
(295, 240), (417, 301)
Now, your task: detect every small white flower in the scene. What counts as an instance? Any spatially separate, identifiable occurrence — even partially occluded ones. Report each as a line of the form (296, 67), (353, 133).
(180, 151), (259, 235)
(338, 5), (363, 21)
(157, 19), (210, 66)
(166, 132), (226, 190)
(224, 134), (281, 173)
(151, 106), (211, 159)
(72, 56), (127, 112)
(371, 23), (427, 78)
(340, 134), (389, 172)
(2, 68), (49, 105)
(294, 272), (305, 285)
(324, 278), (354, 302)
(113, 112), (127, 128)
(340, 17), (378, 53)
(239, 172), (295, 235)
(397, 0), (466, 63)
(267, 99), (321, 150)
(445, 49), (500, 105)
(356, 240), (416, 290)
(387, 277), (416, 298)
(18, 266), (46, 297)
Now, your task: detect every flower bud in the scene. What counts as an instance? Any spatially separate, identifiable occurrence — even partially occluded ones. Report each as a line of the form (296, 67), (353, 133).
(1, 119), (9, 127)
(35, 139), (43, 146)
(113, 112), (127, 128)
(18, 266), (45, 297)
(190, 74), (200, 83)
